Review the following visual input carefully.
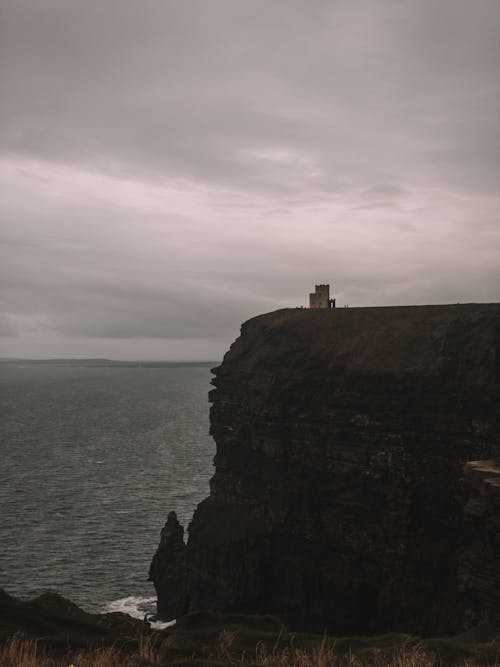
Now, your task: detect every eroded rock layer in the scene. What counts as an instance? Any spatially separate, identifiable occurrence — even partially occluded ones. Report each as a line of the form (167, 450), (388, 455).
(151, 304), (500, 634)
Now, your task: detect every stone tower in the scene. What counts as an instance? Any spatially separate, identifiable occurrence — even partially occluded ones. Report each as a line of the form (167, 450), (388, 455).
(309, 284), (330, 308)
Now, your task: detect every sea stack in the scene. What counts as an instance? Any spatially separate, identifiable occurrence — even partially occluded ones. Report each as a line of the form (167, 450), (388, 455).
(150, 303), (500, 634)
(148, 511), (188, 619)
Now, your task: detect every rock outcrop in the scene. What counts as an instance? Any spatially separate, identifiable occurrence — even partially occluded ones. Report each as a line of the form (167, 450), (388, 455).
(458, 460), (500, 625)
(0, 588), (150, 647)
(150, 303), (500, 634)
(149, 511), (188, 619)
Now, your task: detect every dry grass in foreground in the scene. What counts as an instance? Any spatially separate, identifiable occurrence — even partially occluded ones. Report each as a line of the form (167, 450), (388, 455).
(1, 633), (498, 667)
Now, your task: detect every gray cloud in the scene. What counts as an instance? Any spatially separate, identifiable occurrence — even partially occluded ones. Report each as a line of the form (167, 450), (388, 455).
(0, 0), (499, 358)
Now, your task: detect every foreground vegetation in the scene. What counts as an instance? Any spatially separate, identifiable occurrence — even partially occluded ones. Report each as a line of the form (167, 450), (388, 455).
(1, 590), (498, 666)
(2, 630), (499, 667)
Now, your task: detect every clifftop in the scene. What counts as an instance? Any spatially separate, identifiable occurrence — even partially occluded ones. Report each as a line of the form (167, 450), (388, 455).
(222, 303), (499, 378)
(150, 303), (500, 635)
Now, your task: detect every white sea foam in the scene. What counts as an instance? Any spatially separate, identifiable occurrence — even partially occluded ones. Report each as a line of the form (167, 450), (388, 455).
(150, 618), (177, 630)
(103, 596), (176, 630)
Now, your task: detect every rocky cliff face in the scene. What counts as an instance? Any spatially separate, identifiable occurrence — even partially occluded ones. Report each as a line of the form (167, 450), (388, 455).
(458, 460), (500, 626)
(150, 304), (500, 634)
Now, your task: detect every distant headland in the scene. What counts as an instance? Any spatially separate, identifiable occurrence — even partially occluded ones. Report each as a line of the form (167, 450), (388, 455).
(0, 358), (216, 367)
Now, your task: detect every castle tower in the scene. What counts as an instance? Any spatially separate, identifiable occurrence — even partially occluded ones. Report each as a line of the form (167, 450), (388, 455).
(309, 284), (330, 308)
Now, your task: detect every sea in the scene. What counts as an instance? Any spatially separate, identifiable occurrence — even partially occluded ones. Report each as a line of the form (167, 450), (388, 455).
(0, 360), (216, 626)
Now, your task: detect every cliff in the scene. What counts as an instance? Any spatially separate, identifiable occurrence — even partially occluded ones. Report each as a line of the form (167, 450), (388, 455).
(458, 460), (500, 625)
(150, 303), (500, 634)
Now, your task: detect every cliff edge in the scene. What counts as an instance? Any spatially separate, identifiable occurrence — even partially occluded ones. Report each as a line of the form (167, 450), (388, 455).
(150, 303), (500, 634)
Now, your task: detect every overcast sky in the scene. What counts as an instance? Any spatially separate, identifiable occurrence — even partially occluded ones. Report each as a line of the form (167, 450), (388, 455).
(1, 0), (499, 359)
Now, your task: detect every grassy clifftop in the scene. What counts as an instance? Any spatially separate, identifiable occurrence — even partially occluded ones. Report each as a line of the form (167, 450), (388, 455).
(221, 303), (499, 378)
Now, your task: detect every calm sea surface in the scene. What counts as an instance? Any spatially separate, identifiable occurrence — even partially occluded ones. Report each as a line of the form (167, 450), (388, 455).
(0, 361), (216, 618)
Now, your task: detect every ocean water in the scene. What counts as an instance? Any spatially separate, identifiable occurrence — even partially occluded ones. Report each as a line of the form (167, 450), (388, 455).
(0, 361), (216, 620)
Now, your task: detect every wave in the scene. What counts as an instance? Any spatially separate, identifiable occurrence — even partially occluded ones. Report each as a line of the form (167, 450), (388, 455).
(103, 595), (176, 630)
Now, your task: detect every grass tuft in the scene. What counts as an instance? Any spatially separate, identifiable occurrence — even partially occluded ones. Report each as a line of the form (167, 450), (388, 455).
(1, 632), (498, 666)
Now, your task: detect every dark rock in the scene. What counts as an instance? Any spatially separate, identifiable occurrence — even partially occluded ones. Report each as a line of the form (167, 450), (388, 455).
(149, 510), (188, 619)
(458, 459), (500, 625)
(150, 303), (500, 634)
(0, 588), (149, 648)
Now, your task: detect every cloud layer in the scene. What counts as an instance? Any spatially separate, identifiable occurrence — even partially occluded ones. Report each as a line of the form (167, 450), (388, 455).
(1, 0), (499, 358)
